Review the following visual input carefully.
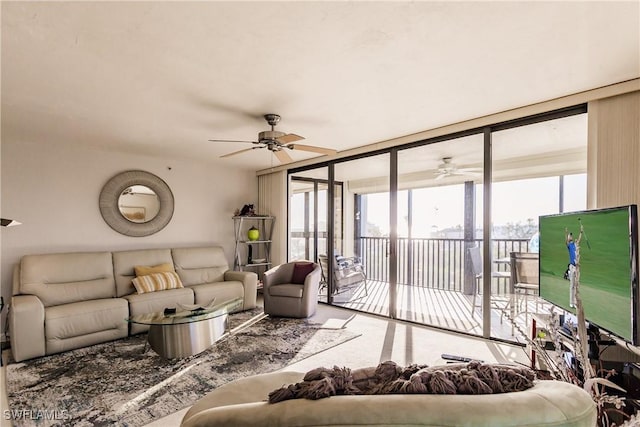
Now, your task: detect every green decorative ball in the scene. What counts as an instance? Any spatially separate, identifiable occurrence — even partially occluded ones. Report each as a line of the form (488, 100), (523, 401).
(247, 227), (260, 241)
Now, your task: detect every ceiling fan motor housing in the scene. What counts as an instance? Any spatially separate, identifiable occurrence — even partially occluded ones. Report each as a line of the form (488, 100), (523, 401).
(259, 130), (286, 143)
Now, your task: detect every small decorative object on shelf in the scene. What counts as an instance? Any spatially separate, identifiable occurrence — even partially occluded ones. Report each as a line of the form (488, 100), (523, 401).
(237, 204), (255, 216)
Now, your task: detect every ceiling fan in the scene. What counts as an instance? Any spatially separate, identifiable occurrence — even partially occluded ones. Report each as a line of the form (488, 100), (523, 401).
(209, 114), (337, 164)
(435, 157), (482, 180)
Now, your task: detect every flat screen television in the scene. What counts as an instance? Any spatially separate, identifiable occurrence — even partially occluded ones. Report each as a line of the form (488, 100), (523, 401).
(539, 205), (639, 345)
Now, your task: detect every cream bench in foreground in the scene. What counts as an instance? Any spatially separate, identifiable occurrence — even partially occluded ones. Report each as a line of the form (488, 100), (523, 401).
(181, 370), (597, 427)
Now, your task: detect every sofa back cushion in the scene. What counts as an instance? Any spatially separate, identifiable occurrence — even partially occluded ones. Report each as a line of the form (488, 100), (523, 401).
(19, 252), (115, 307)
(172, 247), (228, 286)
(112, 249), (174, 297)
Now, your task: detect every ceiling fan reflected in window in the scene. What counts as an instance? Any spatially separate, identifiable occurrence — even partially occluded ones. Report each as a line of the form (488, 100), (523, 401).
(434, 157), (482, 180)
(209, 114), (337, 164)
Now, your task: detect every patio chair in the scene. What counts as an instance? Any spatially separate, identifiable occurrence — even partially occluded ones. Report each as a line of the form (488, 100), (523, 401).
(318, 254), (368, 298)
(509, 252), (540, 325)
(467, 245), (511, 317)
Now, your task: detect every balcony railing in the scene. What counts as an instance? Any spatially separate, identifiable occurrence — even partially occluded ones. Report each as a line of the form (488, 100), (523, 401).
(359, 237), (530, 293)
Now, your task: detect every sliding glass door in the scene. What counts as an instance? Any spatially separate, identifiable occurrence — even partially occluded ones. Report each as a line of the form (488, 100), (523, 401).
(289, 168), (345, 304)
(332, 153), (390, 315)
(396, 134), (485, 334)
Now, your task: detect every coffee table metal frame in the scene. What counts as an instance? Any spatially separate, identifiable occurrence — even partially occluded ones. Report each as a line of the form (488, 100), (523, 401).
(127, 297), (243, 359)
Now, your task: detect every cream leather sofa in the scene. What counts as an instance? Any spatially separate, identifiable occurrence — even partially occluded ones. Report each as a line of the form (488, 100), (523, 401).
(9, 246), (257, 362)
(181, 370), (597, 427)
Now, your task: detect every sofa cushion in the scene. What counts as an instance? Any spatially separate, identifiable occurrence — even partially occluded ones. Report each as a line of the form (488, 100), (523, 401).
(20, 252), (116, 307)
(45, 298), (128, 345)
(172, 247), (229, 286)
(292, 262), (315, 284)
(132, 271), (184, 294)
(134, 262), (175, 277)
(113, 249), (174, 297)
(191, 281), (244, 307)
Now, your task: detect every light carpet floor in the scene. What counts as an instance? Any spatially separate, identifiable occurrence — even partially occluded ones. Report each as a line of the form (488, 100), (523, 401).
(1, 298), (529, 427)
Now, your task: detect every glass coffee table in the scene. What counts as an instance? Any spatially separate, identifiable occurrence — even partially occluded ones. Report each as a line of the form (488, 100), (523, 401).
(127, 297), (243, 359)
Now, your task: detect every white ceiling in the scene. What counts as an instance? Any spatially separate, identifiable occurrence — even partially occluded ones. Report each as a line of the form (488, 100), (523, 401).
(2, 1), (639, 172)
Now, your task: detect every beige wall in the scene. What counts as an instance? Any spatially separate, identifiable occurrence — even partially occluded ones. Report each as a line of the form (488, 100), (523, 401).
(587, 91), (640, 209)
(0, 140), (257, 333)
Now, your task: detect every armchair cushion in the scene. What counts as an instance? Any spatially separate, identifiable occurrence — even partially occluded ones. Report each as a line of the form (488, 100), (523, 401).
(292, 262), (315, 284)
(268, 283), (304, 298)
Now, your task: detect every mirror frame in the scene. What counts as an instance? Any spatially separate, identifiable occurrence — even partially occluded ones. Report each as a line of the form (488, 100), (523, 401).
(99, 170), (174, 237)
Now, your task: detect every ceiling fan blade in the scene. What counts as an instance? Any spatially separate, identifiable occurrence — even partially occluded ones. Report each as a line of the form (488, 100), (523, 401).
(435, 173), (446, 180)
(220, 147), (262, 158)
(286, 144), (337, 155)
(209, 139), (259, 144)
(276, 133), (305, 144)
(274, 149), (293, 164)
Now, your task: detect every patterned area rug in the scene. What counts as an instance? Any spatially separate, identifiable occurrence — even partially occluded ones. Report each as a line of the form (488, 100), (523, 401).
(5, 308), (360, 427)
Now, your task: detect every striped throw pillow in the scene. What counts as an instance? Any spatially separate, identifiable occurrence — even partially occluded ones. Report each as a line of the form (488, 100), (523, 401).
(132, 271), (184, 294)
(134, 262), (174, 277)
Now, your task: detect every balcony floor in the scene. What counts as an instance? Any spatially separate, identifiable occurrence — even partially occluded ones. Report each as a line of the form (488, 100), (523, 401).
(320, 280), (549, 342)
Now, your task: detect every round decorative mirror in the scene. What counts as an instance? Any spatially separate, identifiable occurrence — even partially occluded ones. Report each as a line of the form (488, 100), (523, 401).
(118, 185), (160, 223)
(99, 170), (174, 237)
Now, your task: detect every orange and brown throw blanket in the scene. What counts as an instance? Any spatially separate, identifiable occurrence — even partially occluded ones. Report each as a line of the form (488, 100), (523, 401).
(268, 360), (536, 403)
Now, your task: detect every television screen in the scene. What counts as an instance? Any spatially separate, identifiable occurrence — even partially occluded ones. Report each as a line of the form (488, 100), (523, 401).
(539, 205), (639, 344)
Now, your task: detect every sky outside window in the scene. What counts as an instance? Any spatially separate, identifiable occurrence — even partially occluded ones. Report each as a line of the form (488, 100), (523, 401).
(362, 174), (586, 237)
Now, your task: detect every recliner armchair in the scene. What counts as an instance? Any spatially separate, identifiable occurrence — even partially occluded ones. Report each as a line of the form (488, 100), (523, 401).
(263, 261), (321, 318)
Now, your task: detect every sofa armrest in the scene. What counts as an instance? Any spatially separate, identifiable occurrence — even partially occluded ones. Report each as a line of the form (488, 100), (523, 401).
(10, 295), (46, 362)
(224, 270), (258, 309)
